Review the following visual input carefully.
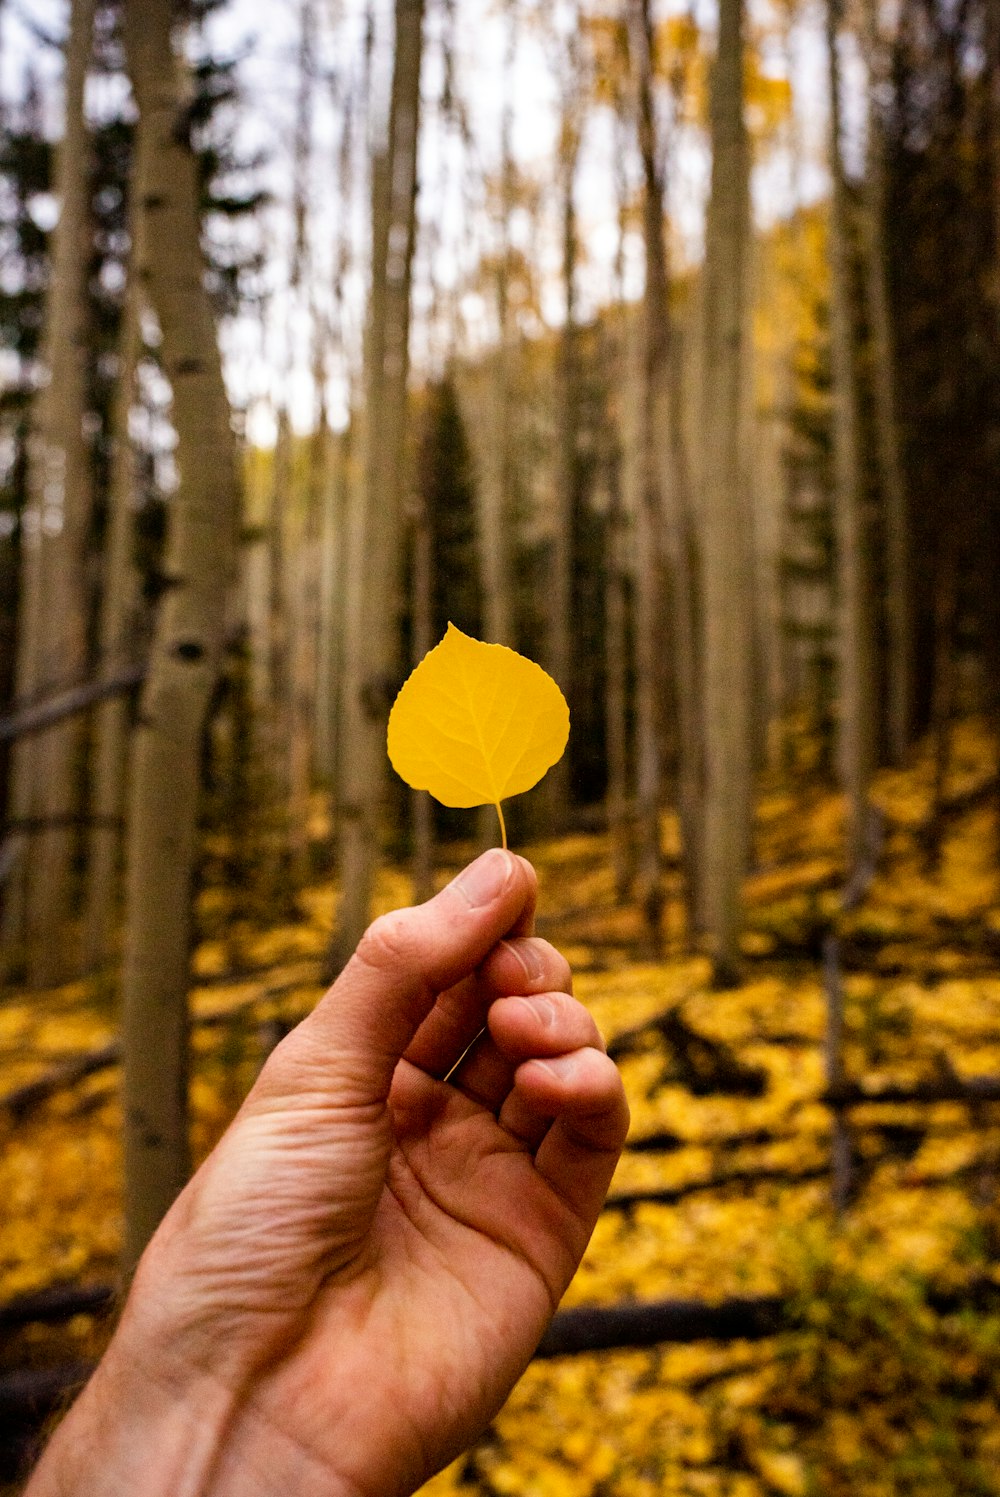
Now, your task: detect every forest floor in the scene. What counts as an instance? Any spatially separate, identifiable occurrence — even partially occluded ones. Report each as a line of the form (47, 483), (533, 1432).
(3, 721), (1000, 1495)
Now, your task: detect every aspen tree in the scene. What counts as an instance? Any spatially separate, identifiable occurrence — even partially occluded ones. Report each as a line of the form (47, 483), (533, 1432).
(477, 3), (517, 653)
(409, 493), (434, 902)
(859, 0), (911, 764)
(544, 14), (583, 826)
(287, 310), (329, 888)
(984, 0), (1000, 327)
(286, 0), (322, 889)
(241, 427), (273, 721)
(120, 0), (240, 1269)
(826, 0), (875, 873)
(605, 110), (633, 901)
(3, 0), (97, 979)
(698, 0), (753, 983)
(465, 6), (519, 852)
(256, 6), (317, 876)
(626, 0), (701, 945)
(83, 219), (142, 970)
(315, 50), (361, 788)
(625, 0), (666, 945)
(333, 0), (424, 969)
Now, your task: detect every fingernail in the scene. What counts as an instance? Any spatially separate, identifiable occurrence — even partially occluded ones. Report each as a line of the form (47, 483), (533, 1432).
(455, 849), (514, 909)
(534, 1053), (578, 1083)
(517, 993), (555, 1027)
(504, 938), (545, 983)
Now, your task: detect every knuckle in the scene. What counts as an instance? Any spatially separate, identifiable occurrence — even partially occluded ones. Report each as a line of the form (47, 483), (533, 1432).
(544, 944), (573, 987)
(356, 909), (418, 971)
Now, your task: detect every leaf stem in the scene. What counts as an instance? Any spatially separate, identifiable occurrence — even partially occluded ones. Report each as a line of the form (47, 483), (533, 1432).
(495, 801), (508, 850)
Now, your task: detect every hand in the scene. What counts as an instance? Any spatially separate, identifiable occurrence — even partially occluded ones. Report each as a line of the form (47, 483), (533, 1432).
(28, 851), (629, 1497)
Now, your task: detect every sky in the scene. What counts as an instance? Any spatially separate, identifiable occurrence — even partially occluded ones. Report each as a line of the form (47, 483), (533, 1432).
(2, 0), (838, 439)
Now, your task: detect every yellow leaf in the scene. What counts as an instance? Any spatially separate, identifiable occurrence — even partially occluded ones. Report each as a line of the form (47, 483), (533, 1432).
(387, 623), (569, 848)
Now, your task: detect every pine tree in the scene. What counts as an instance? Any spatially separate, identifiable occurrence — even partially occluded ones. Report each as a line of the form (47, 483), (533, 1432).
(0, 75), (51, 842)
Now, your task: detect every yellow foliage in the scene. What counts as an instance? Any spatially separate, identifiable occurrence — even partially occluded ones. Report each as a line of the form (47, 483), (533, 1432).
(5, 719), (1000, 1494)
(387, 624), (569, 845)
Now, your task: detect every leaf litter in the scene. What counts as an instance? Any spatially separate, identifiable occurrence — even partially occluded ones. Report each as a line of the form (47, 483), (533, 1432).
(3, 722), (1000, 1493)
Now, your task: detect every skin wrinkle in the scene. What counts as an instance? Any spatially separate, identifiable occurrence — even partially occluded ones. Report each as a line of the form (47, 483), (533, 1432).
(383, 1139), (565, 1320)
(406, 937), (568, 1078)
(499, 936), (569, 990)
(446, 1044), (516, 1110)
(217, 1378), (371, 1497)
(24, 852), (628, 1497)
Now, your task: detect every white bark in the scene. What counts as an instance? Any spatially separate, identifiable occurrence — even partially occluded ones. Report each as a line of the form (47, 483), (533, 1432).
(83, 226), (142, 970)
(698, 0), (754, 982)
(626, 0), (669, 945)
(120, 0), (240, 1271)
(478, 9), (517, 651)
(545, 33), (582, 827)
(827, 0), (875, 872)
(333, 0), (424, 969)
(3, 0), (97, 979)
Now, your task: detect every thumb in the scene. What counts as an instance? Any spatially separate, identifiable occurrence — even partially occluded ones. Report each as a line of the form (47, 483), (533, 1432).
(255, 850), (536, 1109)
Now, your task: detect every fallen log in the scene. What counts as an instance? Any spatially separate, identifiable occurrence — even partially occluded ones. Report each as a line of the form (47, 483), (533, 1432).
(824, 1076), (1000, 1106)
(0, 1363), (92, 1417)
(0, 1283), (115, 1333)
(608, 1007), (767, 1097)
(0, 1361), (93, 1482)
(535, 1296), (787, 1357)
(604, 1166), (829, 1211)
(0, 667), (144, 744)
(1, 1045), (119, 1122)
(0, 977), (324, 1123)
(534, 1273), (1000, 1360)
(627, 1119), (933, 1158)
(629, 1126), (789, 1154)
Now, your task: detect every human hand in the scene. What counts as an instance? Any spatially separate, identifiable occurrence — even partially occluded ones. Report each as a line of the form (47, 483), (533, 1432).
(28, 851), (629, 1497)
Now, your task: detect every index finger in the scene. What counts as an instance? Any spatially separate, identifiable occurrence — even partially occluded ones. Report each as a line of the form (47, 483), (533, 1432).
(283, 850), (537, 1106)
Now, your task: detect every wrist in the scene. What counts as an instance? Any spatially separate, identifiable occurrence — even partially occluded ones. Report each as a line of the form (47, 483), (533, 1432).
(24, 1328), (237, 1497)
(26, 1313), (365, 1497)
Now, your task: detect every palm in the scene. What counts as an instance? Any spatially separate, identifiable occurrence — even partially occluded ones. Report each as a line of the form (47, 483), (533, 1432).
(115, 855), (628, 1497)
(245, 1068), (589, 1497)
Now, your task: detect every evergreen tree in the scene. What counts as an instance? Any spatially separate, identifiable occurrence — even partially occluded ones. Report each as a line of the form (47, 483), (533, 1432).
(0, 76), (50, 827)
(421, 376), (482, 647)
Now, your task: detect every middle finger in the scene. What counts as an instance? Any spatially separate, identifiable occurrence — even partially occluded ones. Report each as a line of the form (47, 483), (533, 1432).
(404, 936), (572, 1081)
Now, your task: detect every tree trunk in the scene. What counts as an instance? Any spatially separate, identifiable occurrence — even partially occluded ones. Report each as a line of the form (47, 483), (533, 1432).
(285, 0), (320, 887)
(626, 0), (674, 950)
(988, 0), (1000, 312)
(859, 0), (911, 765)
(332, 0), (424, 971)
(242, 444), (273, 724)
(3, 0), (97, 981)
(698, 0), (753, 983)
(267, 403), (293, 855)
(315, 427), (349, 787)
(315, 85), (359, 789)
(477, 8), (517, 653)
(605, 114), (634, 902)
(83, 222), (142, 970)
(545, 38), (582, 829)
(826, 0), (876, 873)
(926, 542), (958, 868)
(120, 0), (240, 1272)
(410, 496), (433, 902)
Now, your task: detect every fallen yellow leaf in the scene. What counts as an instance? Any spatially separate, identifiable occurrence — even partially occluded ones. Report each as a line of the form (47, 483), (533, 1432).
(387, 623), (569, 847)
